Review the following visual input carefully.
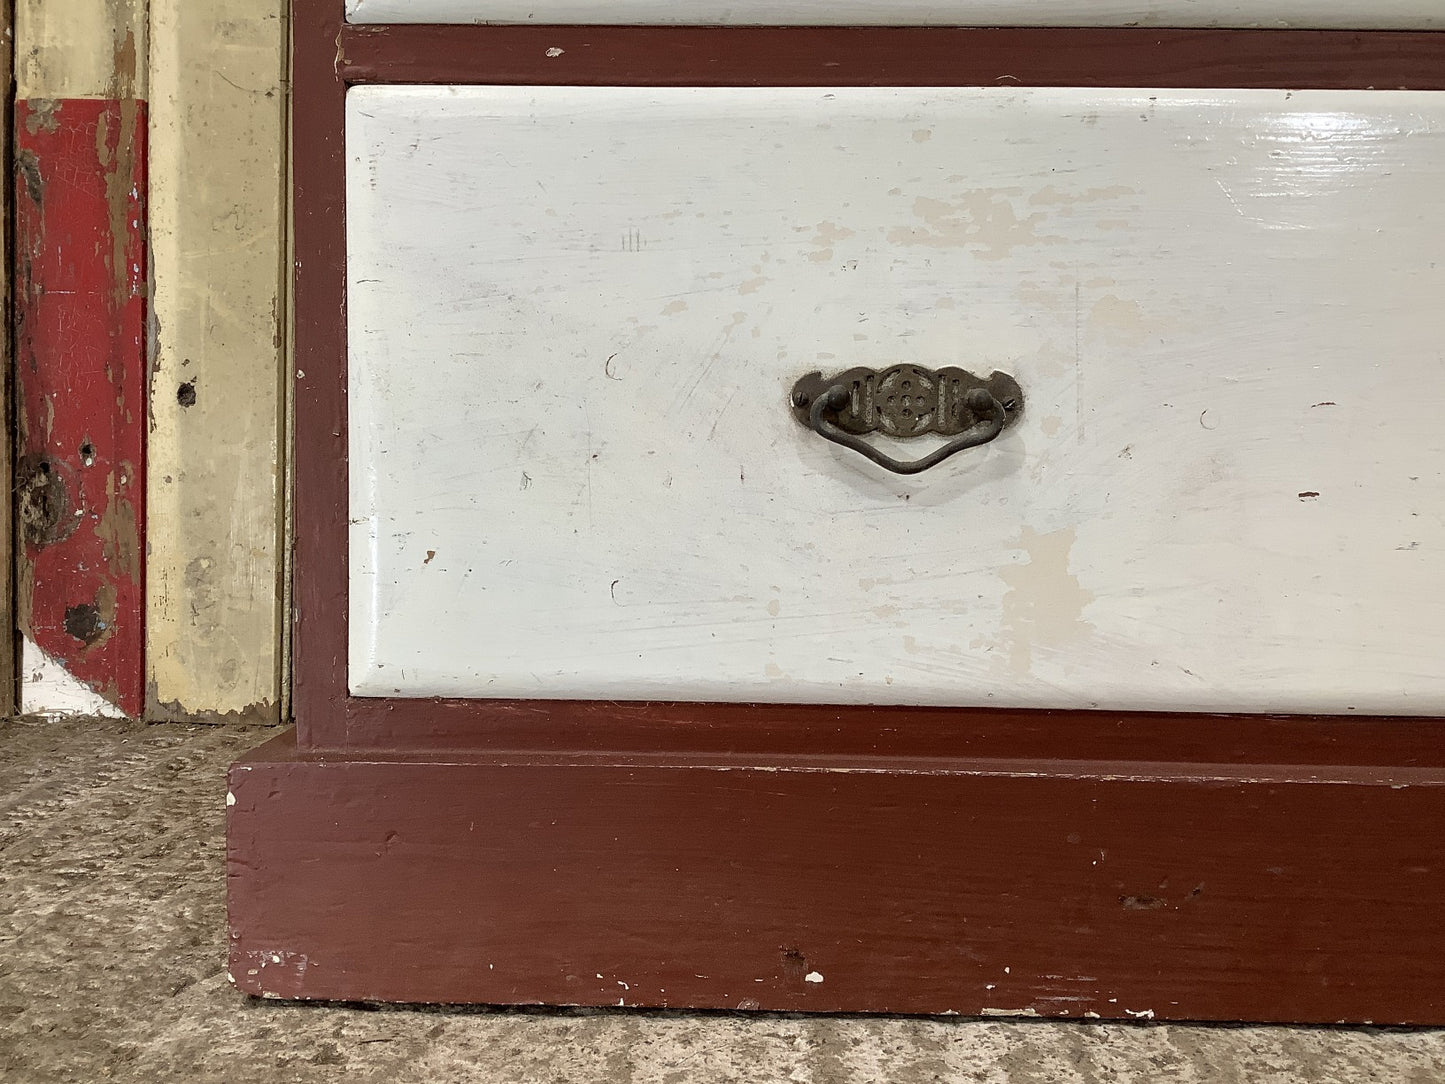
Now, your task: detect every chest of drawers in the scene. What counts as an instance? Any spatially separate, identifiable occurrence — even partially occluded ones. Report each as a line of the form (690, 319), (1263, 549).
(227, 2), (1445, 1022)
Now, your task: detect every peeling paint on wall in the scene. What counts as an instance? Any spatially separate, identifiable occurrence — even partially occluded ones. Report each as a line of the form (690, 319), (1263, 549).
(14, 98), (148, 716)
(20, 637), (126, 719)
(16, 0), (148, 102)
(145, 0), (287, 721)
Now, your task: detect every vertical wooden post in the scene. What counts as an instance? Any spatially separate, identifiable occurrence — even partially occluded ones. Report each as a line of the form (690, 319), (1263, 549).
(13, 0), (148, 717)
(0, 0), (13, 716)
(145, 0), (288, 723)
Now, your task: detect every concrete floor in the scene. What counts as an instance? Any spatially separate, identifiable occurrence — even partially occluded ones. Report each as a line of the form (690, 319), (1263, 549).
(2, 717), (1444, 1084)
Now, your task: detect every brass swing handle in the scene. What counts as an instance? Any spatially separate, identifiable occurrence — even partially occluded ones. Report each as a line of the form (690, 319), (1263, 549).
(790, 365), (1023, 476)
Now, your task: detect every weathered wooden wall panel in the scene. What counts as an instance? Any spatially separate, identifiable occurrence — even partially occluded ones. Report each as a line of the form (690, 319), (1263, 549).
(0, 7), (12, 717)
(145, 0), (288, 722)
(15, 100), (148, 717)
(14, 0), (148, 717)
(13, 0), (289, 720)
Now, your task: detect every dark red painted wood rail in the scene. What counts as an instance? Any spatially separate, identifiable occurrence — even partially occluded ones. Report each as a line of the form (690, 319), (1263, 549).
(337, 25), (1445, 89)
(230, 729), (1445, 1022)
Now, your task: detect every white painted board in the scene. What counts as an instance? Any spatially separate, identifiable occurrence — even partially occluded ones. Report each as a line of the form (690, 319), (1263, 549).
(21, 637), (125, 719)
(348, 85), (1445, 714)
(346, 1), (1445, 29)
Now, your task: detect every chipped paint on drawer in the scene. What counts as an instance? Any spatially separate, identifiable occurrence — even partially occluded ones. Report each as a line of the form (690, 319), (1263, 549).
(346, 85), (1445, 714)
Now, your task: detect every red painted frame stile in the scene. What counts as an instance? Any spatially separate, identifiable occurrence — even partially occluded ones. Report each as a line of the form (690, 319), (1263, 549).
(227, 3), (1445, 1022)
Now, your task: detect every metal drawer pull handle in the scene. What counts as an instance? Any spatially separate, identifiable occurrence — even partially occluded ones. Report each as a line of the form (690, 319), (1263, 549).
(807, 385), (1003, 475)
(790, 365), (1023, 476)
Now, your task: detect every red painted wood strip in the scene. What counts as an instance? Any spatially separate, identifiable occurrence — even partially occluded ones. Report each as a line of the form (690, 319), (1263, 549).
(14, 99), (147, 716)
(291, 0), (348, 742)
(228, 729), (1445, 1023)
(313, 697), (1445, 768)
(336, 25), (1445, 89)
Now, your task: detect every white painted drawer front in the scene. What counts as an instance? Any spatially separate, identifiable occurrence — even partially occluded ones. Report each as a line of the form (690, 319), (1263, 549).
(348, 85), (1445, 713)
(346, 1), (1445, 29)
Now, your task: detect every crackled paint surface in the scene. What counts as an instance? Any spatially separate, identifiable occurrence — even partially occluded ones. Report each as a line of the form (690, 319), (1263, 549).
(12, 0), (149, 717)
(11, 0), (288, 721)
(347, 85), (1445, 713)
(346, 0), (1445, 28)
(14, 97), (147, 717)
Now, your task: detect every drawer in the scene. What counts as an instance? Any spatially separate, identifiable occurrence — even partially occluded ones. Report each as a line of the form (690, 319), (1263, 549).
(346, 84), (1445, 714)
(345, 1), (1445, 29)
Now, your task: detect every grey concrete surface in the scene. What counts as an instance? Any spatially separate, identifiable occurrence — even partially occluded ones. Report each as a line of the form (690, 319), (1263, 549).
(1, 715), (1443, 1083)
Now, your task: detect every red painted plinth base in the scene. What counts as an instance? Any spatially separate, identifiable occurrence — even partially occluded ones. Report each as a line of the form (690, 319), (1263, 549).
(227, 729), (1445, 1023)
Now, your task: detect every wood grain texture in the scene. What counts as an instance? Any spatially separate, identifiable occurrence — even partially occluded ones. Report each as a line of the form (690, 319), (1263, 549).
(345, 0), (1445, 30)
(348, 85), (1445, 714)
(144, 0), (288, 723)
(14, 99), (147, 717)
(228, 728), (1445, 1023)
(13, 0), (148, 717)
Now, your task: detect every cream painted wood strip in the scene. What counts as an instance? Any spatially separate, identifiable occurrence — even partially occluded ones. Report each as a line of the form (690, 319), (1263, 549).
(346, 0), (1445, 29)
(146, 0), (287, 722)
(15, 0), (145, 99)
(348, 85), (1445, 714)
